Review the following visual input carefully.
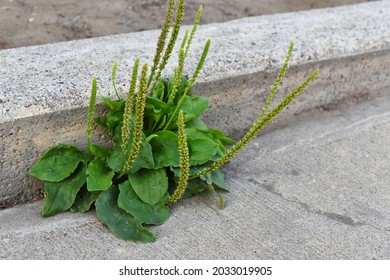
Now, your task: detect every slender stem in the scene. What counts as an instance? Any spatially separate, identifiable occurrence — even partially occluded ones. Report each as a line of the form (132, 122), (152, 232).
(87, 77), (97, 156)
(148, 0), (175, 88)
(169, 111), (190, 204)
(190, 68), (319, 179)
(150, 0), (185, 91)
(163, 39), (210, 131)
(259, 41), (294, 119)
(120, 59), (140, 162)
(120, 64), (149, 175)
(111, 61), (121, 100)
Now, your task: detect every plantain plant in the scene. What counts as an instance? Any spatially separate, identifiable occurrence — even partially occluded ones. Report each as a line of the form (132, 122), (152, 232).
(29, 0), (319, 242)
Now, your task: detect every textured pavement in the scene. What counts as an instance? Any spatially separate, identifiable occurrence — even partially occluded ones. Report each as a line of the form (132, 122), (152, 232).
(1, 1), (390, 208)
(1, 92), (389, 259)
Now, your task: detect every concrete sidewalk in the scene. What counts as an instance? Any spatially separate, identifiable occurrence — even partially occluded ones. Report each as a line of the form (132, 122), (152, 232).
(2, 0), (390, 209)
(1, 92), (389, 259)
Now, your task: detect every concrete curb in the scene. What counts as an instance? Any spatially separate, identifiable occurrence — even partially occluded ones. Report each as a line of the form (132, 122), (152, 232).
(1, 1), (390, 207)
(1, 93), (389, 259)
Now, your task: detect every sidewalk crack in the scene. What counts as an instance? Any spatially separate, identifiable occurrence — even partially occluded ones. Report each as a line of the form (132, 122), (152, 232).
(246, 177), (390, 232)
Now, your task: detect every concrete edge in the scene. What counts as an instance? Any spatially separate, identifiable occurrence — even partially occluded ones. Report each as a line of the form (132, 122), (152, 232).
(1, 1), (389, 122)
(1, 0), (390, 207)
(1, 93), (390, 259)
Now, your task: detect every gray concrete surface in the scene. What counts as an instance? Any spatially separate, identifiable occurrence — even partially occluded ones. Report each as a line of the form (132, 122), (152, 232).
(0, 0), (369, 50)
(0, 92), (389, 259)
(1, 1), (389, 208)
(1, 1), (389, 122)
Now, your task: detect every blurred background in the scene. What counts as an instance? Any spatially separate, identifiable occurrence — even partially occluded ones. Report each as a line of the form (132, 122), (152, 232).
(0, 0), (368, 49)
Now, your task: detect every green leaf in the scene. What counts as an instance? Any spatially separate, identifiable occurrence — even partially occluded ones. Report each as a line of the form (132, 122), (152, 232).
(165, 95), (209, 130)
(108, 138), (154, 173)
(180, 95), (209, 121)
(101, 96), (125, 111)
(94, 116), (107, 128)
(149, 131), (179, 168)
(184, 121), (234, 153)
(145, 134), (158, 143)
(145, 96), (168, 122)
(183, 180), (207, 199)
(186, 128), (220, 165)
(129, 168), (168, 206)
(118, 181), (170, 225)
(208, 128), (235, 146)
(106, 108), (125, 134)
(42, 163), (87, 217)
(86, 158), (115, 191)
(107, 145), (123, 172)
(185, 118), (208, 130)
(200, 169), (230, 191)
(152, 79), (168, 100)
(70, 186), (100, 213)
(95, 185), (156, 242)
(211, 169), (230, 191)
(29, 144), (87, 182)
(89, 144), (111, 158)
(102, 98), (127, 136)
(129, 141), (155, 173)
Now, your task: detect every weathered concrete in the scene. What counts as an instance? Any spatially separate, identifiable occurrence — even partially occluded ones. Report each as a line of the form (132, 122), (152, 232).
(0, 0), (369, 50)
(1, 1), (390, 207)
(1, 92), (389, 259)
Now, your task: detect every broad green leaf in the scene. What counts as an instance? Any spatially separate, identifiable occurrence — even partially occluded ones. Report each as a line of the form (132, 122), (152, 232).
(42, 163), (87, 217)
(107, 145), (123, 172)
(183, 180), (207, 199)
(192, 128), (235, 155)
(145, 96), (168, 122)
(210, 147), (225, 162)
(200, 169), (230, 192)
(145, 134), (158, 143)
(169, 166), (181, 177)
(149, 131), (179, 168)
(95, 185), (156, 242)
(106, 108), (124, 133)
(94, 116), (107, 128)
(103, 98), (127, 135)
(180, 95), (209, 121)
(112, 124), (124, 145)
(101, 96), (125, 111)
(118, 181), (170, 225)
(184, 121), (234, 152)
(152, 79), (168, 100)
(89, 144), (111, 158)
(208, 128), (235, 146)
(70, 186), (100, 213)
(210, 169), (230, 191)
(165, 96), (209, 130)
(186, 128), (220, 165)
(129, 168), (168, 206)
(185, 118), (208, 130)
(200, 174), (212, 185)
(129, 141), (155, 173)
(86, 158), (115, 191)
(29, 144), (87, 182)
(108, 133), (154, 173)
